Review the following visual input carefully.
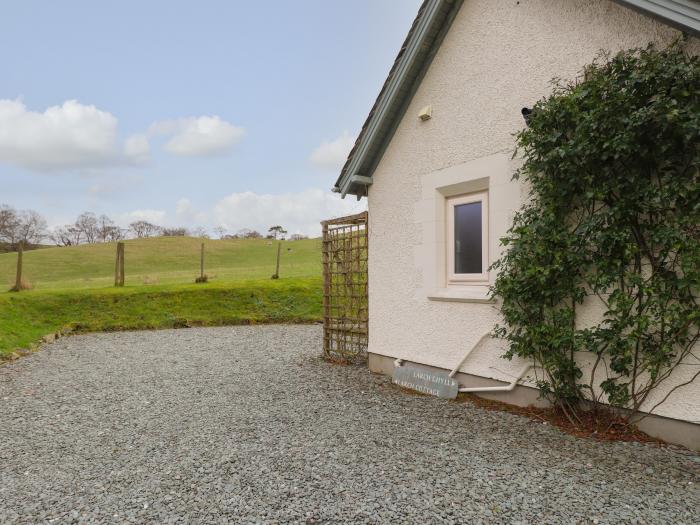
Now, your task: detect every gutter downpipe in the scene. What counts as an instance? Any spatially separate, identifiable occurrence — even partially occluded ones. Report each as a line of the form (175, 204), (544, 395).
(395, 332), (490, 373)
(449, 333), (534, 394)
(448, 332), (490, 378)
(394, 334), (534, 394)
(458, 364), (533, 393)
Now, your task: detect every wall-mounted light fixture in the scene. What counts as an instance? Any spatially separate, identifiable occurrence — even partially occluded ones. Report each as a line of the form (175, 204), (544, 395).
(418, 105), (432, 121)
(521, 107), (533, 126)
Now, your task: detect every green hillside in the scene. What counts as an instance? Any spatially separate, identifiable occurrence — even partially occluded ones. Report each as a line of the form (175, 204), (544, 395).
(0, 237), (324, 359)
(0, 236), (321, 290)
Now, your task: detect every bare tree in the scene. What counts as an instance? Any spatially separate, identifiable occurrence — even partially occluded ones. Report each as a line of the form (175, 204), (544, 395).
(0, 205), (47, 247)
(75, 212), (99, 244)
(50, 226), (76, 247)
(191, 227), (210, 239)
(0, 205), (20, 245)
(268, 225), (287, 240)
(48, 213), (119, 246)
(289, 233), (308, 241)
(213, 226), (227, 239)
(15, 210), (47, 245)
(96, 214), (122, 242)
(236, 228), (262, 239)
(51, 224), (86, 246)
(160, 227), (188, 237)
(108, 226), (125, 241)
(129, 220), (161, 238)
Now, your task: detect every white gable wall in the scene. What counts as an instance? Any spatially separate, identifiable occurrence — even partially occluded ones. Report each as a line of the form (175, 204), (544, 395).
(367, 0), (700, 424)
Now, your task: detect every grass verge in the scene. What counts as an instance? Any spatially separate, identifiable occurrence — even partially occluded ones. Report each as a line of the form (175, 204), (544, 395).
(0, 278), (322, 360)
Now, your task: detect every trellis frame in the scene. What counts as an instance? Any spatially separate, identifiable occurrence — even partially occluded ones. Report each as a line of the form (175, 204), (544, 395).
(321, 211), (369, 362)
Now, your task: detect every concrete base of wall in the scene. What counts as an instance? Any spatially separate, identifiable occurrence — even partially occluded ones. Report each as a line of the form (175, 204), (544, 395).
(368, 352), (700, 451)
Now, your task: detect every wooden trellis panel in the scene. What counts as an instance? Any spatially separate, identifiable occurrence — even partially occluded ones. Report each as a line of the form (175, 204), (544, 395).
(321, 211), (368, 362)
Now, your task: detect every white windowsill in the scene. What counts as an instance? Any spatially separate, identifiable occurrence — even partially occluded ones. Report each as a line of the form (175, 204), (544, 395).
(428, 286), (494, 303)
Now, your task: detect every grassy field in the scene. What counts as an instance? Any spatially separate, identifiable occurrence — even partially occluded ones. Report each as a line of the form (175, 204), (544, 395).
(0, 237), (323, 359)
(0, 236), (321, 290)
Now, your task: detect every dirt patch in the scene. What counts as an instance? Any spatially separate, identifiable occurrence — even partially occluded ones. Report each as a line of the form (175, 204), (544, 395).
(457, 393), (667, 446)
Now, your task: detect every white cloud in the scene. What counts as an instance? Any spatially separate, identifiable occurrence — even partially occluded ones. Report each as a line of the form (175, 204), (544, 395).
(0, 99), (148, 171)
(175, 197), (208, 224)
(176, 198), (194, 216)
(310, 131), (355, 171)
(87, 174), (144, 198)
(214, 188), (366, 237)
(119, 209), (166, 225)
(124, 134), (150, 163)
(149, 116), (244, 157)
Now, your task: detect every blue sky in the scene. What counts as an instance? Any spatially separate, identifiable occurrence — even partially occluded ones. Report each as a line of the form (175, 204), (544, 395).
(0, 0), (421, 236)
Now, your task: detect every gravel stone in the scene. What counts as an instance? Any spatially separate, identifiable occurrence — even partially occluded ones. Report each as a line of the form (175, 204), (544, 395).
(1, 325), (698, 524)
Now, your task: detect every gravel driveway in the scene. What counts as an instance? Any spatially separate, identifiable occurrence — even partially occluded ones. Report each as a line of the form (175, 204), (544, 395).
(1, 325), (698, 524)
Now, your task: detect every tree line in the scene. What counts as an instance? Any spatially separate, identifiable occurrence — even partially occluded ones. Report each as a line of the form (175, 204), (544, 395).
(0, 205), (47, 248)
(0, 204), (307, 250)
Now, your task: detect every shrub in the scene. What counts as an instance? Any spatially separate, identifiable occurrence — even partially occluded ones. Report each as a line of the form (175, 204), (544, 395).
(491, 43), (700, 423)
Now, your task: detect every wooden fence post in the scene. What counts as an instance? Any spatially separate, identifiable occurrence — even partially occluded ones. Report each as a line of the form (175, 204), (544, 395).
(115, 242), (125, 287)
(114, 242), (121, 287)
(119, 242), (125, 286)
(195, 242), (207, 283)
(271, 241), (282, 279)
(11, 241), (24, 292)
(321, 220), (330, 356)
(200, 242), (205, 280)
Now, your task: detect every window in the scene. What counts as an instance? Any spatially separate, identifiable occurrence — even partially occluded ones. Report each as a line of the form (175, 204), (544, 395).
(446, 192), (488, 283)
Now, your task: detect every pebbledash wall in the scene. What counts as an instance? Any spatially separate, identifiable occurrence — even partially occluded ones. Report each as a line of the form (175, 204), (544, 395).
(366, 0), (700, 448)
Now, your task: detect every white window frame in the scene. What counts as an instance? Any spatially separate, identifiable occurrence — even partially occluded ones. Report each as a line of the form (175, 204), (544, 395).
(446, 191), (488, 284)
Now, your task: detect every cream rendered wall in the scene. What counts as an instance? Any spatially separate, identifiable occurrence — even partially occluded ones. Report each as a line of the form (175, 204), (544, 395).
(367, 0), (700, 423)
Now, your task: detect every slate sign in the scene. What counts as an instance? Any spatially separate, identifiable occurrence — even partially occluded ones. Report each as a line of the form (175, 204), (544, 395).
(392, 365), (459, 399)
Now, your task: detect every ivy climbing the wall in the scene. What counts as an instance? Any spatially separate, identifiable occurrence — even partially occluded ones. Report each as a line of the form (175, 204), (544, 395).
(491, 44), (700, 425)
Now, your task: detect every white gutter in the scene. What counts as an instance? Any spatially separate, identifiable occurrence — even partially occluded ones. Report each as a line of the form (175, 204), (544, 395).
(615, 0), (700, 35)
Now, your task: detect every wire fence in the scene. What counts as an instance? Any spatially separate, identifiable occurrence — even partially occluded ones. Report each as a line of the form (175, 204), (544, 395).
(1, 237), (310, 292)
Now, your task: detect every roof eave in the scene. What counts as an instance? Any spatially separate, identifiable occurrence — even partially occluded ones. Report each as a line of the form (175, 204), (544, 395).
(335, 0), (700, 198)
(614, 0), (700, 36)
(335, 0), (463, 198)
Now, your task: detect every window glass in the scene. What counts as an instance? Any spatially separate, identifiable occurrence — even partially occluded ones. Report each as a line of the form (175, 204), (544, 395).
(454, 201), (482, 274)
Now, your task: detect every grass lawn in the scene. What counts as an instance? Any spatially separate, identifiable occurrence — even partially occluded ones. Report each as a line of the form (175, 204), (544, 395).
(0, 237), (324, 359)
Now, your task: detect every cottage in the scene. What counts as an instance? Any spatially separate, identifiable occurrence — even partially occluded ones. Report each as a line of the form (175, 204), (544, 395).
(333, 0), (700, 449)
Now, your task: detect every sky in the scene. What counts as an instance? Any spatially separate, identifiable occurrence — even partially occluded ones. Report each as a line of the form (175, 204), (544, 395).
(0, 0), (422, 237)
